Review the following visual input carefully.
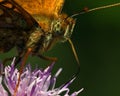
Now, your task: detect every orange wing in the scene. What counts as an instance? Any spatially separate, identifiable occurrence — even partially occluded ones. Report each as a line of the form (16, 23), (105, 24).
(16, 0), (64, 17)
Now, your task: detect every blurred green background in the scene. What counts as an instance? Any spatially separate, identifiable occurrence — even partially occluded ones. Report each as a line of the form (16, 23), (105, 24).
(0, 0), (120, 96)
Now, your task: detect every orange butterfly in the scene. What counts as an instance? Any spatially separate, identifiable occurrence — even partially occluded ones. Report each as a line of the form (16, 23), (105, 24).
(0, 0), (78, 65)
(1, 0), (120, 95)
(0, 0), (78, 94)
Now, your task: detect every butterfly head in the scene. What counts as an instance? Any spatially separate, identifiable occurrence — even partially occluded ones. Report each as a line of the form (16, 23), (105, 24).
(51, 14), (76, 42)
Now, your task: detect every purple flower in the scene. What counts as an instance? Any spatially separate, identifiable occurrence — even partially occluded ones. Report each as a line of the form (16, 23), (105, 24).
(0, 58), (83, 96)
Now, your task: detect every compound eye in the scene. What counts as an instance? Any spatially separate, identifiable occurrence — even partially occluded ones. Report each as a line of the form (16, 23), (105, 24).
(51, 20), (63, 36)
(54, 21), (61, 32)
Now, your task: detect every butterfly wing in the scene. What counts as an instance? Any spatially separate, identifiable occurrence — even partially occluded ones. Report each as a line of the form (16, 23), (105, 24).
(0, 0), (38, 52)
(0, 0), (38, 30)
(15, 0), (65, 17)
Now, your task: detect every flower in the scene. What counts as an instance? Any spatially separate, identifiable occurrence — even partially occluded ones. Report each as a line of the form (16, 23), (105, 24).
(0, 58), (83, 96)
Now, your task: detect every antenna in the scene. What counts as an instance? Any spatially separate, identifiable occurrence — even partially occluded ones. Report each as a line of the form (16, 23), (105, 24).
(71, 2), (120, 17)
(68, 39), (80, 66)
(59, 39), (81, 90)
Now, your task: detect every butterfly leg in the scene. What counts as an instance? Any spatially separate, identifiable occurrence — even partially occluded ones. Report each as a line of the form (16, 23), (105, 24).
(38, 55), (57, 62)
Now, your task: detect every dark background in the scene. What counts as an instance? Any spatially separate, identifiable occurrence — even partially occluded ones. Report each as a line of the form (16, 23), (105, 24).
(0, 0), (120, 96)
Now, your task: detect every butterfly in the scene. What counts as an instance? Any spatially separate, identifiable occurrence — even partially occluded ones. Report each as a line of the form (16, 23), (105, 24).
(1, 0), (120, 95)
(0, 0), (79, 66)
(0, 1), (81, 94)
